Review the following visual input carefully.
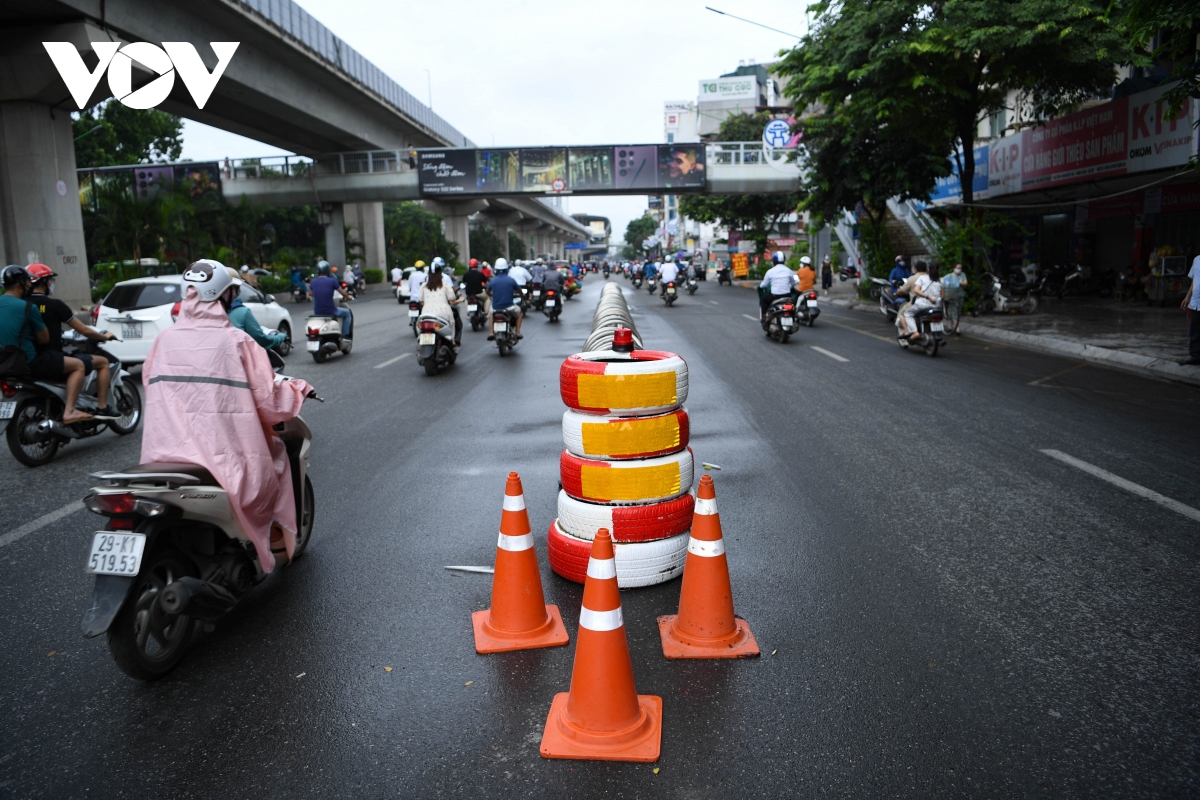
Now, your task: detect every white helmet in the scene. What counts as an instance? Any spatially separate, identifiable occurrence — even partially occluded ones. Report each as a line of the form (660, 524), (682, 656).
(800, 256), (813, 266)
(494, 257), (509, 272)
(182, 259), (238, 302)
(665, 254), (674, 263)
(431, 257), (446, 270)
(240, 265), (250, 273)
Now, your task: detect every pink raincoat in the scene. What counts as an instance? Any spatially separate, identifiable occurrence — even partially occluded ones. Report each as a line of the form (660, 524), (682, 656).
(141, 288), (313, 572)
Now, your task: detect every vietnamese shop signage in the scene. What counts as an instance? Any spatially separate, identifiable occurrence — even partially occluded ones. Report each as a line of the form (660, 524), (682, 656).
(932, 82), (1197, 204)
(418, 144), (706, 196)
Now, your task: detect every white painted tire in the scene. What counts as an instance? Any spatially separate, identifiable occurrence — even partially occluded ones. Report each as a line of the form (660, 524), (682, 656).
(559, 350), (688, 416)
(556, 490), (694, 543)
(546, 520), (687, 588)
(562, 408), (689, 460)
(560, 448), (694, 505)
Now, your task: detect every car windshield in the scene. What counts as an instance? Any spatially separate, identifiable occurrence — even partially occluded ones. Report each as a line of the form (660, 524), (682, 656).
(102, 282), (180, 312)
(239, 284), (264, 303)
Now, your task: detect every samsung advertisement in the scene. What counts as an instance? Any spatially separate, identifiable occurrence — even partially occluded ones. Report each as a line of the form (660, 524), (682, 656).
(418, 144), (706, 196)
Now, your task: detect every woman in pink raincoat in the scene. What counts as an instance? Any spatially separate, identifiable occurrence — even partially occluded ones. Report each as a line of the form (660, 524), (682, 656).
(140, 260), (314, 571)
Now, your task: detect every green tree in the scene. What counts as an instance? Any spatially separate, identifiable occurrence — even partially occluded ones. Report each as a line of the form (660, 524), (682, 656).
(780, 0), (1128, 204)
(1114, 0), (1200, 121)
(680, 112), (805, 255)
(508, 230), (528, 260)
(470, 221), (506, 264)
(622, 214), (658, 259)
(73, 101), (183, 167)
(383, 202), (459, 268)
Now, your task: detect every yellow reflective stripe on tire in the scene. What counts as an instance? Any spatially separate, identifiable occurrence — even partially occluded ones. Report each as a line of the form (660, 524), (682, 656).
(576, 371), (676, 410)
(580, 415), (681, 458)
(579, 462), (681, 502)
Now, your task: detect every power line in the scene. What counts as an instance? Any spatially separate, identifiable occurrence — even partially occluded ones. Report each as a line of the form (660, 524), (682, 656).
(705, 7), (803, 39)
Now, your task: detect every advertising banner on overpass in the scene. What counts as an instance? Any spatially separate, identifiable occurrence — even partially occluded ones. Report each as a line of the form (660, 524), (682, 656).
(418, 144), (706, 196)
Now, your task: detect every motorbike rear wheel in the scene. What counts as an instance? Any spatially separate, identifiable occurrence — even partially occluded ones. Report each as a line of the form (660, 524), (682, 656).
(106, 546), (198, 680)
(107, 382), (142, 436)
(5, 398), (59, 467)
(425, 358), (440, 376)
(923, 337), (940, 357)
(498, 342), (508, 357)
(293, 474), (315, 558)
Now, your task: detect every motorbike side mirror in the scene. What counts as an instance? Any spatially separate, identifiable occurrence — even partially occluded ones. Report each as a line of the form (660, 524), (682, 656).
(267, 348), (285, 373)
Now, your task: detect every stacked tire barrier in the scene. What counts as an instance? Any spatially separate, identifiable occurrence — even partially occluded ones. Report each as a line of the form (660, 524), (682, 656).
(550, 285), (693, 588)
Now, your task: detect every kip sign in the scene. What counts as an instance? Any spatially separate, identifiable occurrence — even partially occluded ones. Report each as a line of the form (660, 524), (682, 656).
(43, 42), (239, 110)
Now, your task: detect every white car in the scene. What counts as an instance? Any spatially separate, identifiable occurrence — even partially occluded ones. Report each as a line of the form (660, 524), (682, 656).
(96, 276), (294, 365)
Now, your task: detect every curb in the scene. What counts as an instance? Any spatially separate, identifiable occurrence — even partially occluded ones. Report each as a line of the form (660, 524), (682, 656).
(828, 298), (1200, 388)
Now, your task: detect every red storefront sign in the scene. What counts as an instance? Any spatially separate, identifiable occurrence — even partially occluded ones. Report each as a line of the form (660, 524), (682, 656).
(1020, 98), (1129, 190)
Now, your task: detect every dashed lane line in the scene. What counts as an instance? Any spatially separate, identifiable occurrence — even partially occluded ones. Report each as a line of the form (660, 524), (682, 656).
(1041, 449), (1200, 524)
(374, 353), (411, 369)
(1028, 362), (1087, 386)
(0, 501), (85, 549)
(709, 301), (720, 305)
(811, 346), (849, 362)
(819, 317), (895, 343)
(741, 314), (760, 322)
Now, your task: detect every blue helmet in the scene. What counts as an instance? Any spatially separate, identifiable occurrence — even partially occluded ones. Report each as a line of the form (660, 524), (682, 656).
(772, 251), (787, 265)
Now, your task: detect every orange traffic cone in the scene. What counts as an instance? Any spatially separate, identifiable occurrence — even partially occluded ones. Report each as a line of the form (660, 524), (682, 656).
(540, 528), (662, 762)
(657, 474), (759, 659)
(472, 472), (570, 654)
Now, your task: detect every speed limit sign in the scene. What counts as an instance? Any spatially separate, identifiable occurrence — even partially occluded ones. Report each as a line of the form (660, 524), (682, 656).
(551, 177), (567, 193)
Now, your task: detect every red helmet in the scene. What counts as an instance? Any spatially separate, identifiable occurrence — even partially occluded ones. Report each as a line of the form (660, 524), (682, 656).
(26, 263), (56, 283)
(469, 259), (478, 267)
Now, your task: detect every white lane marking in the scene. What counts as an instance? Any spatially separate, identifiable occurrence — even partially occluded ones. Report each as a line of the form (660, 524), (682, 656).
(709, 301), (720, 305)
(373, 353), (410, 369)
(741, 314), (760, 322)
(811, 346), (849, 363)
(1040, 449), (1200, 524)
(0, 501), (84, 549)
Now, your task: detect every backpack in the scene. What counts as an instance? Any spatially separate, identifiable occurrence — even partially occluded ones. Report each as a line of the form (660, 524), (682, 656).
(0, 300), (33, 377)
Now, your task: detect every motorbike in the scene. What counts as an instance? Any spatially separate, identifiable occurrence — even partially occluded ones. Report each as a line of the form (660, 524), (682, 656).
(290, 284), (308, 304)
(80, 348), (321, 680)
(465, 296), (488, 332)
(416, 313), (457, 376)
(1, 332), (142, 467)
(529, 282), (544, 311)
(631, 274), (644, 289)
(1056, 264), (1113, 299)
(685, 275), (699, 295)
(761, 297), (798, 343)
(562, 278), (580, 301)
(492, 308), (520, 356)
(304, 299), (353, 362)
(868, 276), (890, 301)
(662, 281), (678, 307)
(973, 271), (1039, 315)
(838, 265), (859, 282)
(602, 266), (610, 278)
(717, 266), (732, 286)
(646, 276), (658, 295)
(408, 300), (422, 337)
(878, 285), (905, 322)
(338, 280), (356, 300)
(542, 288), (561, 322)
(898, 304), (946, 357)
(797, 290), (820, 327)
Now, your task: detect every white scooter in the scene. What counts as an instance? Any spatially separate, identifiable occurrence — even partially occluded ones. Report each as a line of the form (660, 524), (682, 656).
(416, 312), (457, 376)
(304, 297), (353, 363)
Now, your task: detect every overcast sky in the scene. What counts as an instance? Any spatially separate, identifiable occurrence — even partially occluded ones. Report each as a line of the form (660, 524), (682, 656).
(180, 0), (808, 241)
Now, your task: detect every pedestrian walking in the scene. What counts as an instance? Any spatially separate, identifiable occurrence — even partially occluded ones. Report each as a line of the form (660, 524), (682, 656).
(1181, 255), (1200, 365)
(821, 254), (833, 295)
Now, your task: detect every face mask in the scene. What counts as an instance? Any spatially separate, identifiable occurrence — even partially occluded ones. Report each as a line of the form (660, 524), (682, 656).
(954, 269), (962, 275)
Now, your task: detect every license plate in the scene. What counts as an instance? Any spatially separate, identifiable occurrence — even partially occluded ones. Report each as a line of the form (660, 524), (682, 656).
(0, 401), (13, 420)
(408, 310), (419, 318)
(121, 322), (142, 339)
(419, 333), (436, 345)
(86, 531), (146, 576)
(668, 288), (676, 294)
(545, 300), (556, 308)
(931, 321), (944, 332)
(781, 317), (794, 327)
(467, 304), (477, 313)
(494, 322), (507, 332)
(306, 340), (319, 351)
(808, 299), (818, 308)
(533, 291), (541, 297)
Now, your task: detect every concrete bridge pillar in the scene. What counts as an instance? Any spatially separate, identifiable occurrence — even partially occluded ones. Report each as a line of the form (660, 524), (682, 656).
(322, 203), (346, 267)
(423, 199), (487, 267)
(0, 101), (90, 310)
(344, 202), (386, 272)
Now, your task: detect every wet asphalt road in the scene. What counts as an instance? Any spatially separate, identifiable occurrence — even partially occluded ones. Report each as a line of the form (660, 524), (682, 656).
(0, 277), (1198, 798)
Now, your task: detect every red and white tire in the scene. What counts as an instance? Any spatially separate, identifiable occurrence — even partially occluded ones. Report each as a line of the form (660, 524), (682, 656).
(560, 448), (693, 505)
(560, 351), (689, 416)
(556, 490), (694, 543)
(561, 408), (689, 460)
(546, 520), (687, 588)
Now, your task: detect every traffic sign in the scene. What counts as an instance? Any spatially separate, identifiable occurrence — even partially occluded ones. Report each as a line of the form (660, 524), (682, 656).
(551, 177), (567, 193)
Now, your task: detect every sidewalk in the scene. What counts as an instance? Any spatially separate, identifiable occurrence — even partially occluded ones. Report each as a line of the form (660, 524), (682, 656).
(819, 278), (1200, 387)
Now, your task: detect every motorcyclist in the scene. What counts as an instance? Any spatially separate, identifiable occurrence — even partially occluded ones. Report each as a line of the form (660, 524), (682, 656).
(896, 261), (930, 337)
(437, 260), (464, 345)
(408, 260), (428, 303)
(644, 260), (658, 282)
(462, 259), (489, 319)
(531, 258), (548, 284)
(311, 261), (353, 338)
(25, 264), (119, 418)
(509, 259), (533, 306)
(659, 255), (680, 296)
(141, 259), (314, 571)
(759, 251), (798, 319)
(239, 264), (259, 288)
(542, 261), (562, 294)
(420, 265), (463, 348)
(889, 256), (911, 289)
(486, 258), (523, 340)
(224, 268), (289, 350)
(796, 256), (817, 293)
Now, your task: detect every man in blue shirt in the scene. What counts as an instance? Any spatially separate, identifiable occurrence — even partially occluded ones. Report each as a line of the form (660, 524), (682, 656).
(310, 261), (353, 337)
(289, 266), (308, 300)
(888, 256), (911, 289)
(486, 258), (522, 340)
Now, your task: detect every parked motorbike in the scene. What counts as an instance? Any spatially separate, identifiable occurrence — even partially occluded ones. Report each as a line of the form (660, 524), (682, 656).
(878, 285), (905, 322)
(797, 290), (820, 327)
(685, 275), (699, 295)
(838, 265), (859, 282)
(416, 313), (457, 376)
(1, 333), (142, 467)
(305, 300), (353, 362)
(80, 349), (321, 680)
(492, 309), (521, 356)
(973, 271), (1039, 315)
(662, 281), (678, 307)
(408, 300), (422, 337)
(542, 288), (561, 322)
(898, 305), (946, 357)
(761, 297), (798, 343)
(868, 276), (890, 301)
